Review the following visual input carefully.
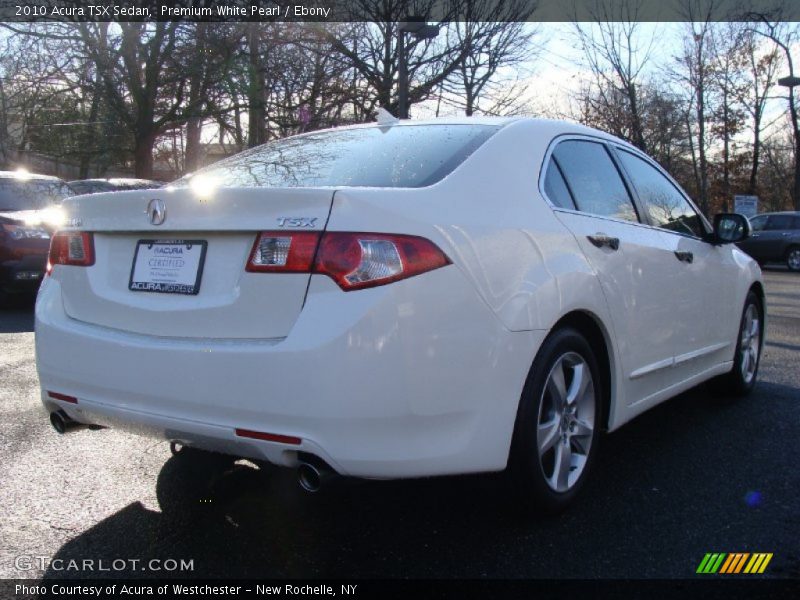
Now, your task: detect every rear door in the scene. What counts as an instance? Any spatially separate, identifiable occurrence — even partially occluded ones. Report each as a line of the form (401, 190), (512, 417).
(760, 214), (796, 261)
(543, 138), (680, 405)
(56, 187), (334, 339)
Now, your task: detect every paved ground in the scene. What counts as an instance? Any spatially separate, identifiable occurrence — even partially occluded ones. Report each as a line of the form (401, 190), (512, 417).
(0, 270), (798, 580)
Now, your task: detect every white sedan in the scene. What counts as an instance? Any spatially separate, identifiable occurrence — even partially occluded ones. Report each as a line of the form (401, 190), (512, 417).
(35, 117), (763, 510)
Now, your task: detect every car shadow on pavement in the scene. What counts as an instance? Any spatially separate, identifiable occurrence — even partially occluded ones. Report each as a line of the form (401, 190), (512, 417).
(40, 381), (800, 580)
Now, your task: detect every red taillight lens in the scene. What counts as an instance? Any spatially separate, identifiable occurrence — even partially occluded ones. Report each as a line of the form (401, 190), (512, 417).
(314, 233), (451, 290)
(47, 232), (95, 275)
(246, 231), (321, 272)
(245, 231), (451, 291)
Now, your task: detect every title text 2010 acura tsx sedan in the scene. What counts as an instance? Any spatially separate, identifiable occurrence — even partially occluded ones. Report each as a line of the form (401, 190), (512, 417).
(35, 118), (764, 510)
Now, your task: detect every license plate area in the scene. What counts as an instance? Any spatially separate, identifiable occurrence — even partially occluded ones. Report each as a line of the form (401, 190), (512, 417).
(129, 239), (207, 295)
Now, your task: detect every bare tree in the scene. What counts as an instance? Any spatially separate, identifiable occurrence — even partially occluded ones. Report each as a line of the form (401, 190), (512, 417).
(748, 18), (800, 211)
(573, 0), (656, 151)
(317, 1), (482, 118)
(440, 1), (539, 116)
(675, 1), (719, 215)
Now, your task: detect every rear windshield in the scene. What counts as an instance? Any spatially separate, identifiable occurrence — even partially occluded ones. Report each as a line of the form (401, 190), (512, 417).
(0, 179), (74, 211)
(174, 124), (499, 189)
(70, 181), (115, 195)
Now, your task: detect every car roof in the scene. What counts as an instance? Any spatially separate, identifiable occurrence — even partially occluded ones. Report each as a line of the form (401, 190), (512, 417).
(751, 211), (800, 217)
(0, 170), (64, 182)
(69, 178), (158, 185)
(291, 116), (637, 151)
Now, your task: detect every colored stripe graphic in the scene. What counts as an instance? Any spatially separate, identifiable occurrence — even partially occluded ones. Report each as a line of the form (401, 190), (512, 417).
(697, 553), (727, 573)
(719, 554), (736, 574)
(698, 552), (773, 574)
(744, 553), (773, 574)
(720, 552), (750, 573)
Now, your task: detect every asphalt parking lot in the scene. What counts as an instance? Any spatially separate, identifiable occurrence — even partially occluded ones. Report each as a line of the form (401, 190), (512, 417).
(1, 269), (798, 580)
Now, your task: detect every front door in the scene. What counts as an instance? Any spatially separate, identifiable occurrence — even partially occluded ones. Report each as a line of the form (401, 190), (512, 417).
(542, 138), (682, 406)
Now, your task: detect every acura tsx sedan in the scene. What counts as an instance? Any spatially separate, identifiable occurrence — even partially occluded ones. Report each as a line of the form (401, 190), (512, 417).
(35, 118), (763, 510)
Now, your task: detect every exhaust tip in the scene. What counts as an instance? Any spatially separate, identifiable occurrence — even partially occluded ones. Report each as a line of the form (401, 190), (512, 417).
(298, 463), (322, 493)
(49, 411), (67, 434)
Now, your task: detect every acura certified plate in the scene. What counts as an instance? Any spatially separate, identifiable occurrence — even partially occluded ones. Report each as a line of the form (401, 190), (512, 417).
(129, 240), (207, 295)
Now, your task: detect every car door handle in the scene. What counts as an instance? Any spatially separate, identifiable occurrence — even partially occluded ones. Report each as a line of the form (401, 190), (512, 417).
(587, 234), (620, 250)
(751, 233), (760, 238)
(674, 250), (694, 263)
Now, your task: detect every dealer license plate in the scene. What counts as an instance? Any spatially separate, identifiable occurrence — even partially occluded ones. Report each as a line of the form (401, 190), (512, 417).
(128, 240), (207, 295)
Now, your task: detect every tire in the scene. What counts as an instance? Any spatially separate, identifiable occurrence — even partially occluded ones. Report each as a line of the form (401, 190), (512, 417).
(787, 246), (800, 272)
(510, 327), (602, 513)
(712, 290), (763, 397)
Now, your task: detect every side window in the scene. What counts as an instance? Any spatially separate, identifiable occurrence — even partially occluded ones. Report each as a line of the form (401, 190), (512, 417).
(552, 140), (638, 222)
(765, 215), (793, 231)
(616, 149), (705, 238)
(543, 158), (577, 210)
(749, 215), (767, 231)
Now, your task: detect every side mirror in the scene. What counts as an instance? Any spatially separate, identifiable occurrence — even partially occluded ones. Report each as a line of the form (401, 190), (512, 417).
(712, 213), (750, 244)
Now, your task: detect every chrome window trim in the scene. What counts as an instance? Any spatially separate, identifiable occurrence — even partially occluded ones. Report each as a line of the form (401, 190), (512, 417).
(537, 133), (643, 226)
(538, 133), (712, 241)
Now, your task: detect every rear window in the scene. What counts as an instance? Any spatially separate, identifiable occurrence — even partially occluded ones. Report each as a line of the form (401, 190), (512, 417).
(174, 124), (499, 189)
(0, 179), (73, 211)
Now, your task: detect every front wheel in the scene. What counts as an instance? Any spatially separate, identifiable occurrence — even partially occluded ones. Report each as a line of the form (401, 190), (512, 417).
(712, 291), (763, 397)
(787, 246), (800, 272)
(511, 327), (601, 512)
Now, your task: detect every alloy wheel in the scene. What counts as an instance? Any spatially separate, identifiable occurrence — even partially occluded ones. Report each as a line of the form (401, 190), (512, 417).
(788, 248), (800, 271)
(739, 303), (761, 384)
(537, 352), (596, 493)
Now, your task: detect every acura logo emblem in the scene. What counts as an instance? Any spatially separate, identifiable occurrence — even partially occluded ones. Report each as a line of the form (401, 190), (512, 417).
(147, 199), (166, 226)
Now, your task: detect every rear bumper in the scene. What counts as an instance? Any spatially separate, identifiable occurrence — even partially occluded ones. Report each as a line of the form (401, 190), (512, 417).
(36, 270), (543, 478)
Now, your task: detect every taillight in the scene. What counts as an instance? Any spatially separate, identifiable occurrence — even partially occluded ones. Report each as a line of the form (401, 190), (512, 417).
(315, 233), (450, 290)
(246, 231), (319, 272)
(47, 232), (95, 275)
(245, 231), (450, 291)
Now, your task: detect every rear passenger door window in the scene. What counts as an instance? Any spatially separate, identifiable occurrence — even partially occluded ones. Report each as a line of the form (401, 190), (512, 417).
(615, 149), (705, 238)
(550, 140), (638, 222)
(765, 215), (793, 231)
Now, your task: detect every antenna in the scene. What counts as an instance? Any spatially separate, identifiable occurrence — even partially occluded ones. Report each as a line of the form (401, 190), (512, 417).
(376, 107), (400, 126)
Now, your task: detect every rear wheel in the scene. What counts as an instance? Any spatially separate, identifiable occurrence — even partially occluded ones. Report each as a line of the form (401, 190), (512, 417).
(511, 327), (601, 512)
(712, 291), (763, 397)
(787, 246), (800, 272)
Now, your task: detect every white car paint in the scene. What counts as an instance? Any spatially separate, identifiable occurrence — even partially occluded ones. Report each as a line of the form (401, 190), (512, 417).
(35, 117), (763, 479)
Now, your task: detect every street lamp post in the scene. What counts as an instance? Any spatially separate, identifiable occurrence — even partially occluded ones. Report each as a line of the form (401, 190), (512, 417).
(778, 75), (800, 211)
(397, 19), (440, 119)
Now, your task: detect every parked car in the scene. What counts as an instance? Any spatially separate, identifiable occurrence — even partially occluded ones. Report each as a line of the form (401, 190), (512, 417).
(35, 118), (763, 510)
(736, 211), (800, 271)
(0, 171), (73, 303)
(68, 178), (161, 195)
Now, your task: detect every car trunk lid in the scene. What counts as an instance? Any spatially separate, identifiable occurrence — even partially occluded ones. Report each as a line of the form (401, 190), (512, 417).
(55, 187), (333, 339)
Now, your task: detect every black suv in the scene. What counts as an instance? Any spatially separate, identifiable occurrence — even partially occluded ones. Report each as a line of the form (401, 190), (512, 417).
(737, 212), (800, 271)
(0, 171), (74, 303)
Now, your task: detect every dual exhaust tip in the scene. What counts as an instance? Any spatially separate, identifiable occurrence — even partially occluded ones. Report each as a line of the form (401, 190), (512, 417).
(297, 459), (337, 493)
(49, 410), (79, 434)
(49, 410), (99, 434)
(50, 411), (335, 493)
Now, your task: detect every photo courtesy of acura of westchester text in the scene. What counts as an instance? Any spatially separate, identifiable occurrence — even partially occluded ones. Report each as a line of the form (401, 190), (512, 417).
(0, 0), (799, 597)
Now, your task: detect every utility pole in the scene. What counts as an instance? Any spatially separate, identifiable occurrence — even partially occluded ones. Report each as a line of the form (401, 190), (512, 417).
(396, 19), (440, 119)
